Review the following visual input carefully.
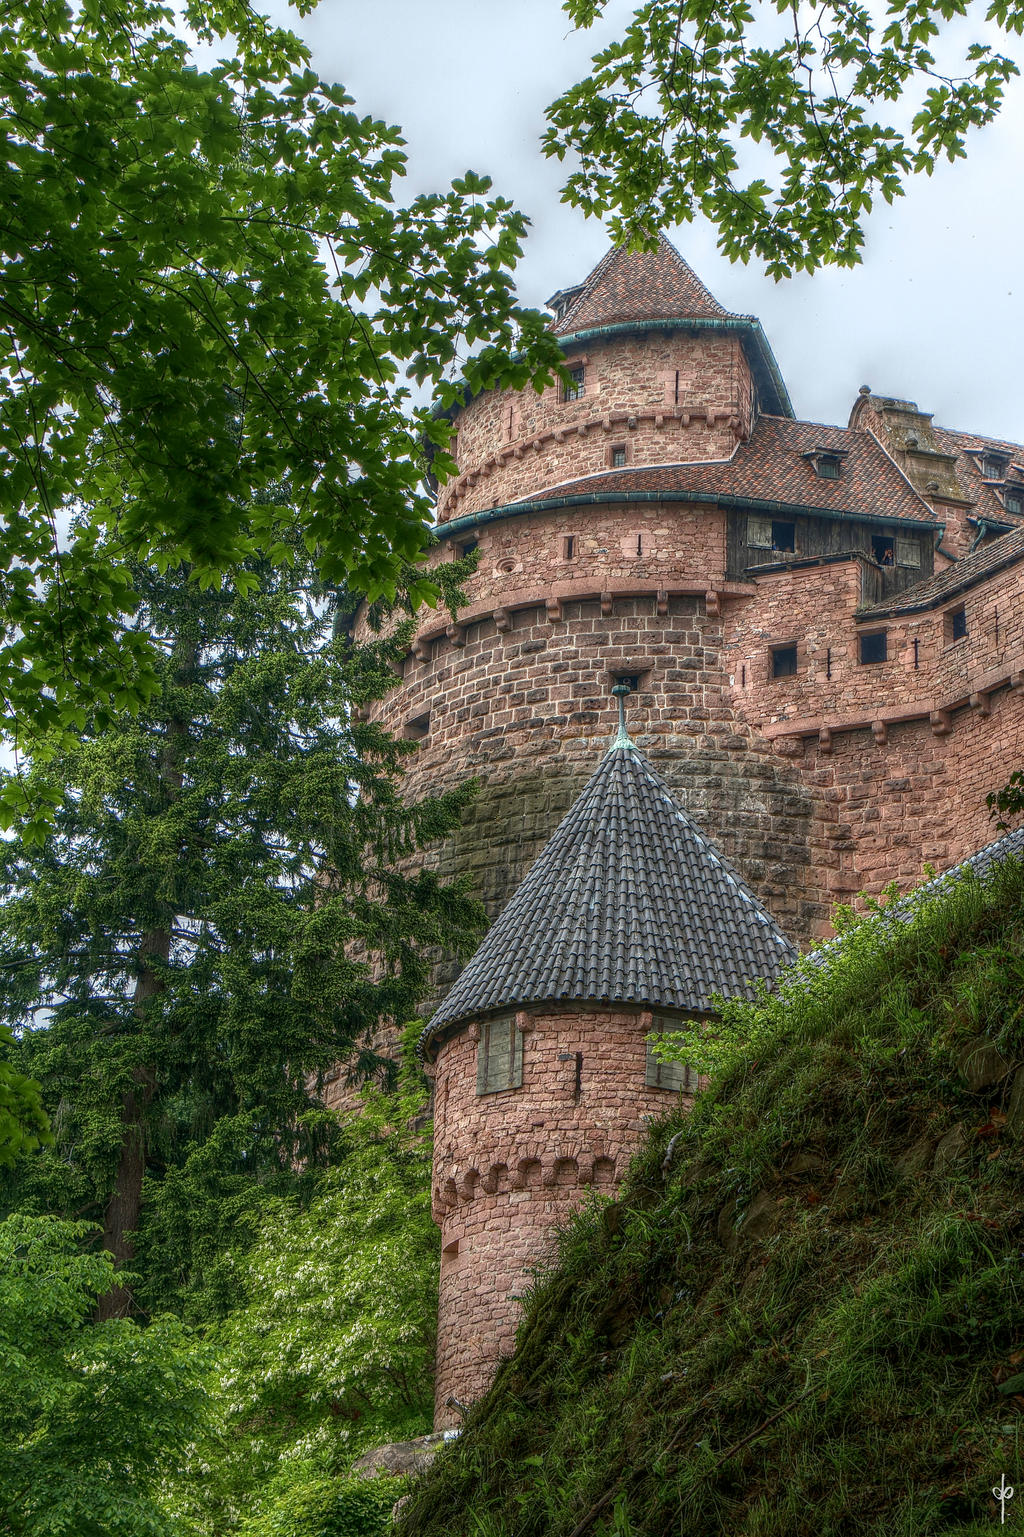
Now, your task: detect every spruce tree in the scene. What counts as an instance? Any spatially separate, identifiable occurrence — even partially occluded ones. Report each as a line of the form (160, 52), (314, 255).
(0, 546), (481, 1320)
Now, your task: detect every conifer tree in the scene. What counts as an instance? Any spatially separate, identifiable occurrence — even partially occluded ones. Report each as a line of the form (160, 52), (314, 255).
(0, 543), (482, 1320)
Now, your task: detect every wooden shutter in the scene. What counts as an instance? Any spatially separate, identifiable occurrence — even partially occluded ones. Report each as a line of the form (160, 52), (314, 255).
(477, 1016), (522, 1095)
(645, 1038), (694, 1092)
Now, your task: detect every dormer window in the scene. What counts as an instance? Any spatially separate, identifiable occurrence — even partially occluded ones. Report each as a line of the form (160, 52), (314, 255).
(562, 366), (585, 403)
(1005, 488), (1023, 517)
(982, 454), (1006, 480)
(871, 535), (895, 567)
(803, 447), (847, 480)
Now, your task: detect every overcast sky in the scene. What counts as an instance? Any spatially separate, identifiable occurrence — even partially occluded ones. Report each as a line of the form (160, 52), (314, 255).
(267, 0), (1023, 443)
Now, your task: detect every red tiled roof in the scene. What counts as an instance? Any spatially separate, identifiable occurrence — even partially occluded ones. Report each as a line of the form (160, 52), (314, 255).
(931, 426), (1024, 528)
(554, 234), (733, 333)
(508, 416), (938, 525)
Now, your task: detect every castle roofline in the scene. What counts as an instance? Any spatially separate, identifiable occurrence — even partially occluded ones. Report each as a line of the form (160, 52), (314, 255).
(419, 737), (798, 1061)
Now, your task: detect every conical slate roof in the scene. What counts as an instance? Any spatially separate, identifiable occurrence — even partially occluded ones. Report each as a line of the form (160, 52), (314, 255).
(551, 233), (732, 334)
(421, 738), (798, 1056)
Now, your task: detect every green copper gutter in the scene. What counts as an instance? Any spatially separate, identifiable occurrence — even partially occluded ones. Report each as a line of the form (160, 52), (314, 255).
(434, 490), (945, 539)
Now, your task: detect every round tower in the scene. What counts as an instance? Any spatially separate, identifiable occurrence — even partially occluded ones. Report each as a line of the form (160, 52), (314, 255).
(421, 707), (797, 1426)
(354, 235), (820, 952)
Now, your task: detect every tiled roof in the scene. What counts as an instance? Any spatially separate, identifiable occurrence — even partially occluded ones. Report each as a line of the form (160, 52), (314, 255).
(421, 738), (798, 1053)
(508, 416), (938, 525)
(931, 426), (1024, 527)
(857, 524), (1024, 617)
(554, 234), (733, 334)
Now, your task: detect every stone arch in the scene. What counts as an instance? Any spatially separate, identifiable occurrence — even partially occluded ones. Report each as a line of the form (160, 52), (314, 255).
(513, 1156), (543, 1190)
(593, 1156), (616, 1186)
(482, 1162), (509, 1195)
(553, 1156), (579, 1187)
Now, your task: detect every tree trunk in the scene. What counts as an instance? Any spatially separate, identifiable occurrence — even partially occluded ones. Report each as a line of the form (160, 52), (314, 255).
(96, 651), (192, 1320)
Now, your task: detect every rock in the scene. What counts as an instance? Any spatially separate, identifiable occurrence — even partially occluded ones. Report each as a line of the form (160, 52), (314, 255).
(352, 1432), (447, 1479)
(786, 1151), (824, 1176)
(957, 1036), (1012, 1093)
(717, 1198), (739, 1253)
(931, 1123), (969, 1175)
(738, 1190), (780, 1243)
(896, 1133), (936, 1175)
(1005, 1067), (1024, 1141)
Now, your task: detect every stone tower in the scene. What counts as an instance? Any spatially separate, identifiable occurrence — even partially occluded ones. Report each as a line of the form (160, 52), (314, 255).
(420, 710), (797, 1427)
(347, 232), (1024, 971)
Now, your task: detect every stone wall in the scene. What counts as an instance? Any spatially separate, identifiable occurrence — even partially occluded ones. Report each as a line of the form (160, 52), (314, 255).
(437, 331), (752, 523)
(430, 1004), (694, 1425)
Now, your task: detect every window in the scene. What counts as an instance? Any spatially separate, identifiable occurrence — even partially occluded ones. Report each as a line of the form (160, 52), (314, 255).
(983, 455), (1005, 480)
(404, 712), (430, 741)
(772, 644), (798, 678)
(816, 454), (841, 479)
(771, 520), (795, 553)
(747, 515), (773, 548)
(950, 606), (968, 642)
(611, 444), (627, 468)
(456, 539), (478, 559)
(476, 1015), (523, 1095)
(562, 365), (585, 403)
(871, 535), (895, 567)
(896, 536), (921, 568)
(1006, 490), (1023, 516)
(613, 672), (641, 692)
(562, 534), (575, 560)
(859, 632), (888, 665)
(645, 1039), (696, 1092)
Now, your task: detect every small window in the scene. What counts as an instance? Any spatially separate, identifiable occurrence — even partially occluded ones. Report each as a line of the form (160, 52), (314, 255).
(613, 672), (641, 692)
(772, 644), (798, 678)
(816, 454), (841, 480)
(456, 539), (478, 559)
(859, 632), (888, 665)
(645, 1039), (695, 1093)
(562, 534), (575, 560)
(562, 365), (585, 403)
(611, 444), (627, 468)
(983, 455), (1005, 480)
(1005, 490), (1023, 516)
(476, 1015), (523, 1095)
(771, 520), (795, 553)
(950, 606), (968, 642)
(871, 535), (895, 567)
(747, 515), (773, 548)
(896, 536), (921, 568)
(404, 712), (430, 741)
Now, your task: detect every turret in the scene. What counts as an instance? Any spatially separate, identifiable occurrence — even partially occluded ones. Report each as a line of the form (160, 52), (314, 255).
(422, 693), (797, 1426)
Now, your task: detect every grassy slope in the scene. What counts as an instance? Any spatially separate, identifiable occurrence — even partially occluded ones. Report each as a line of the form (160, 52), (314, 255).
(398, 861), (1024, 1537)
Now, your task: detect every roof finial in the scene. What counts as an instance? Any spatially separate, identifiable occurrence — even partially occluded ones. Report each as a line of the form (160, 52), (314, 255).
(610, 681), (634, 750)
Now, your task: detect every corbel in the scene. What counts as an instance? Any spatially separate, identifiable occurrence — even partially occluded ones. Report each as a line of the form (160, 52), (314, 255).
(871, 719), (887, 746)
(705, 590), (721, 619)
(601, 592), (613, 617)
(411, 637), (431, 664)
(818, 726), (833, 753)
(468, 1022), (481, 1043)
(446, 623), (465, 647)
(656, 590), (669, 616)
(1010, 670), (1023, 690)
(930, 709), (952, 737)
(493, 607), (511, 633)
(546, 597), (563, 622)
(515, 1011), (534, 1033)
(969, 690), (991, 718)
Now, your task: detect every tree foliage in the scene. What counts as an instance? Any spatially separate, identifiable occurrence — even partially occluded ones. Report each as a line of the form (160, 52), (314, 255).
(170, 1047), (438, 1533)
(0, 0), (563, 770)
(0, 1023), (51, 1169)
(547, 0), (1022, 275)
(0, 1214), (208, 1537)
(0, 541), (484, 1319)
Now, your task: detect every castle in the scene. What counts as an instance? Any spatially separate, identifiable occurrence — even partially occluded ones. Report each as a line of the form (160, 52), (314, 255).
(349, 235), (1024, 1426)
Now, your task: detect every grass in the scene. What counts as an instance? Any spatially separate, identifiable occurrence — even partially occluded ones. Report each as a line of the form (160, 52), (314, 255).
(397, 859), (1024, 1536)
